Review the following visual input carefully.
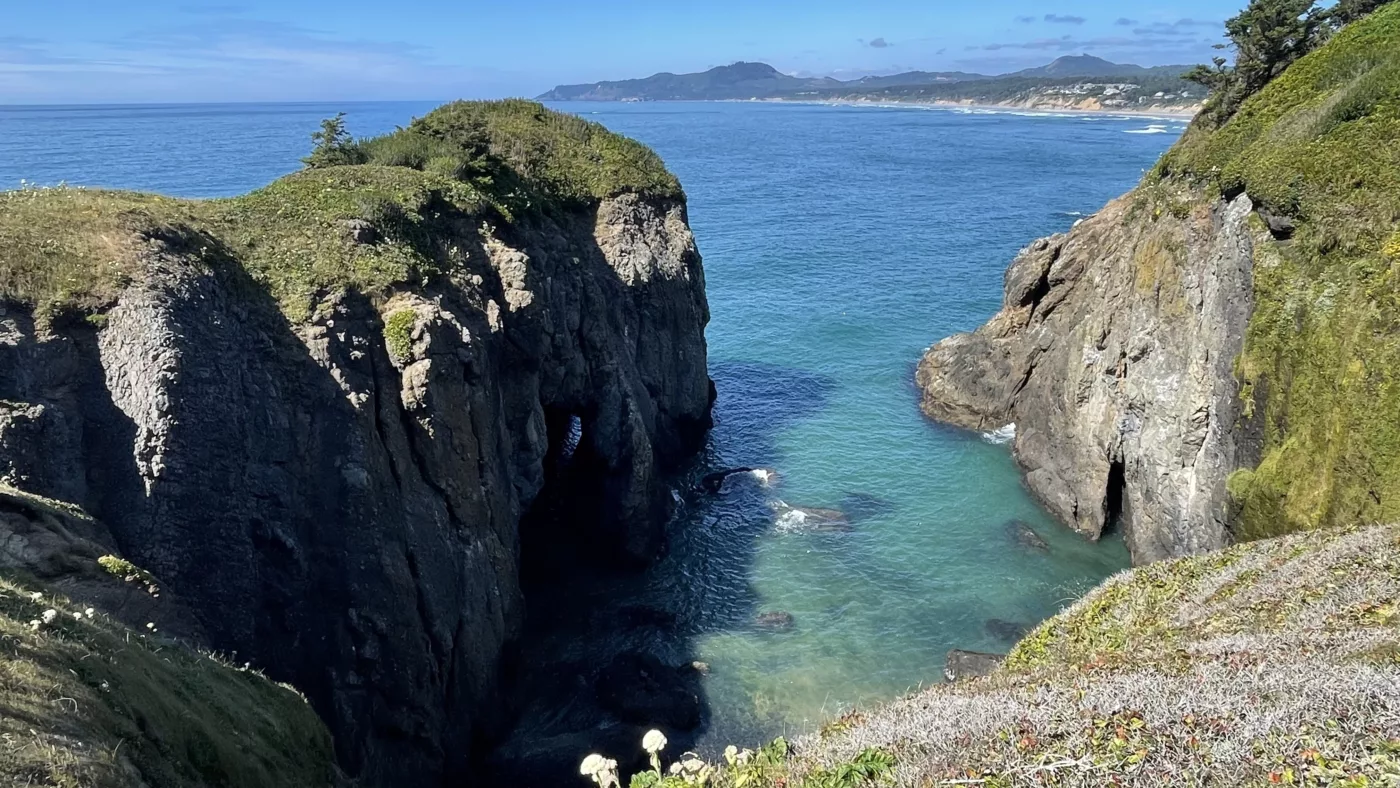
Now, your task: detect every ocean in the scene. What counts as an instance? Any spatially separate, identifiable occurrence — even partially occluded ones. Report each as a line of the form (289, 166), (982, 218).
(0, 100), (1186, 752)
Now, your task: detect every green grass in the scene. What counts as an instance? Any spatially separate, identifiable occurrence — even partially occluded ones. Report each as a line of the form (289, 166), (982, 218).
(402, 99), (681, 204)
(0, 574), (334, 788)
(1153, 3), (1400, 539)
(0, 101), (682, 325)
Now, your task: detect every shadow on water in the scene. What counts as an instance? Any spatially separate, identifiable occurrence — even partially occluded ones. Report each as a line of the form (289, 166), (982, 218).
(485, 360), (835, 786)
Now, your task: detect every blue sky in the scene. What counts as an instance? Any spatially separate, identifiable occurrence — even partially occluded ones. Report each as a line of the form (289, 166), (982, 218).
(1, 0), (1246, 104)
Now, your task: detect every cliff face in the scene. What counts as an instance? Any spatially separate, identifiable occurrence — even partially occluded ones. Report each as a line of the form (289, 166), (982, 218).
(0, 102), (711, 784)
(919, 3), (1400, 562)
(917, 185), (1258, 563)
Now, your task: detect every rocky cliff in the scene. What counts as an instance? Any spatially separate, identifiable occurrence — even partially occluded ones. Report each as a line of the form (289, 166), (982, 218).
(0, 100), (712, 784)
(916, 185), (1258, 564)
(918, 3), (1400, 563)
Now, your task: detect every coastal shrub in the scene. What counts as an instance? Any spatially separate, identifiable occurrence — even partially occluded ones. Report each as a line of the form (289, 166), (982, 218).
(409, 100), (682, 203)
(382, 308), (417, 363)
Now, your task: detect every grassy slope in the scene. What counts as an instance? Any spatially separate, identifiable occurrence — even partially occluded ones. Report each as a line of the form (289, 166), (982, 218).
(0, 490), (334, 788)
(0, 100), (679, 324)
(802, 523), (1400, 786)
(1153, 4), (1400, 540)
(605, 525), (1399, 787)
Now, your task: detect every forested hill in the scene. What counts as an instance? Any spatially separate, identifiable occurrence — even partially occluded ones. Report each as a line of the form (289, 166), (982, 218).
(537, 55), (1198, 105)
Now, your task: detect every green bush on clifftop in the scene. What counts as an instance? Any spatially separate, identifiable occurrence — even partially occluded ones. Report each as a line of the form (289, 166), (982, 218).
(0, 101), (682, 325)
(1156, 2), (1400, 539)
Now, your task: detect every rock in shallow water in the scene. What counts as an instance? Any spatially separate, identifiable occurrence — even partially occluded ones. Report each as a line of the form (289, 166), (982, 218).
(770, 502), (852, 533)
(753, 611), (795, 631)
(944, 649), (1006, 682)
(985, 618), (1031, 642)
(1006, 519), (1050, 552)
(596, 652), (703, 731)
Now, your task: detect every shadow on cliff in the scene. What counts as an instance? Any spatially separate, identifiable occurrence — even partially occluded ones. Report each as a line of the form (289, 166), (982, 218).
(486, 359), (835, 787)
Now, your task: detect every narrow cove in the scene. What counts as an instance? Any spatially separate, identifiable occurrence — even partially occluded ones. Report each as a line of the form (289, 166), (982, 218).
(487, 101), (1186, 780)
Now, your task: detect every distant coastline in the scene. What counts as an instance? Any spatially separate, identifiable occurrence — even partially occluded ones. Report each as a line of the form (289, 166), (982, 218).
(759, 97), (1201, 119)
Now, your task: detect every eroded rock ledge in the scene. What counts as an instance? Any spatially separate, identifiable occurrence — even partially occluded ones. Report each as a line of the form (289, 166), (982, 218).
(0, 185), (710, 784)
(917, 186), (1259, 564)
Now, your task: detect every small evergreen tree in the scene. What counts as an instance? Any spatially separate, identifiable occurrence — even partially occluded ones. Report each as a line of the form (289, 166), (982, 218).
(1227, 0), (1326, 97)
(303, 113), (362, 168)
(1328, 0), (1395, 26)
(1192, 0), (1328, 123)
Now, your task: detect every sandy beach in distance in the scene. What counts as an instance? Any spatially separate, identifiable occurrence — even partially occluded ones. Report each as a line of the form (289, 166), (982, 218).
(764, 97), (1201, 120)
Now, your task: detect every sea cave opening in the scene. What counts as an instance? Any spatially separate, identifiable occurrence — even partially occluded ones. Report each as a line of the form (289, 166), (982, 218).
(1104, 457), (1127, 537)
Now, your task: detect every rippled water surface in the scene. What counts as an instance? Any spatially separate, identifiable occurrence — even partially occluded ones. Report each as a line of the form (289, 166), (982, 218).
(0, 100), (1186, 751)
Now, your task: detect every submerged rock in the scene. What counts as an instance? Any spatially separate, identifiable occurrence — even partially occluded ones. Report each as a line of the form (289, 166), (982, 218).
(944, 649), (1006, 682)
(596, 652), (703, 731)
(770, 502), (852, 533)
(838, 492), (896, 523)
(753, 611), (795, 631)
(985, 618), (1031, 642)
(1006, 519), (1050, 552)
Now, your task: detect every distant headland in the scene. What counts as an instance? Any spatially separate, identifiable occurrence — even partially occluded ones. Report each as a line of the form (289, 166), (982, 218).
(537, 55), (1204, 115)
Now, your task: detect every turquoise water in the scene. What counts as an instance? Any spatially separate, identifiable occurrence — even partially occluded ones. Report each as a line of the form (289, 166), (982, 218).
(0, 101), (1184, 753)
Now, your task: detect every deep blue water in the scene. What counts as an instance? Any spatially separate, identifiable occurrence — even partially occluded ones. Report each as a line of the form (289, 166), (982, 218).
(0, 100), (1185, 750)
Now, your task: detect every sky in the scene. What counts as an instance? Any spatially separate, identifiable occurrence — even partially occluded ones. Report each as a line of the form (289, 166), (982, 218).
(0, 0), (1249, 104)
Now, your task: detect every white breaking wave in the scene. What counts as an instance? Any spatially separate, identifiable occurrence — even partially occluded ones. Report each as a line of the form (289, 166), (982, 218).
(981, 423), (1017, 445)
(769, 501), (809, 533)
(750, 468), (776, 487)
(1125, 124), (1172, 135)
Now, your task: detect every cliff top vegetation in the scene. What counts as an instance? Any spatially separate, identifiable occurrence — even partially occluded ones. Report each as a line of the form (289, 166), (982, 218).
(0, 100), (681, 324)
(0, 488), (335, 788)
(1154, 1), (1400, 539)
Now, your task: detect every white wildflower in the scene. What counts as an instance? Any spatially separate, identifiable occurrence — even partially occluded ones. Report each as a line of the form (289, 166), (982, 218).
(579, 753), (619, 787)
(41, 609), (58, 625)
(580, 754), (607, 777)
(29, 592), (42, 602)
(642, 729), (667, 754)
(84, 608), (95, 618)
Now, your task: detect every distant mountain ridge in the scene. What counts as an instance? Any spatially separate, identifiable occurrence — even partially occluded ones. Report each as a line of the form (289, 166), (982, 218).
(537, 62), (842, 101)
(537, 55), (1196, 102)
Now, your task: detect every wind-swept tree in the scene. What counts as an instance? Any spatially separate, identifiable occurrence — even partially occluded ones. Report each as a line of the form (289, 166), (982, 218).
(1190, 0), (1328, 123)
(303, 113), (363, 168)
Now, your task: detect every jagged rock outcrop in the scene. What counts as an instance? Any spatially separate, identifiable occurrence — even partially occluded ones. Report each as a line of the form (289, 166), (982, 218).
(0, 181), (709, 784)
(917, 187), (1258, 564)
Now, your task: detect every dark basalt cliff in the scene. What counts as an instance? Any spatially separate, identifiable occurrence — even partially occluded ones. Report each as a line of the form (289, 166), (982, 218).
(0, 101), (711, 784)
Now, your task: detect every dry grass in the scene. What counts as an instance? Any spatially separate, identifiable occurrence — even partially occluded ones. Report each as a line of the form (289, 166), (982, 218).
(789, 524), (1400, 786)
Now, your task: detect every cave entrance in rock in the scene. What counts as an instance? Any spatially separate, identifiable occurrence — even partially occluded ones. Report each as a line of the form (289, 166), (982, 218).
(521, 406), (607, 589)
(545, 408), (584, 471)
(1104, 458), (1127, 537)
